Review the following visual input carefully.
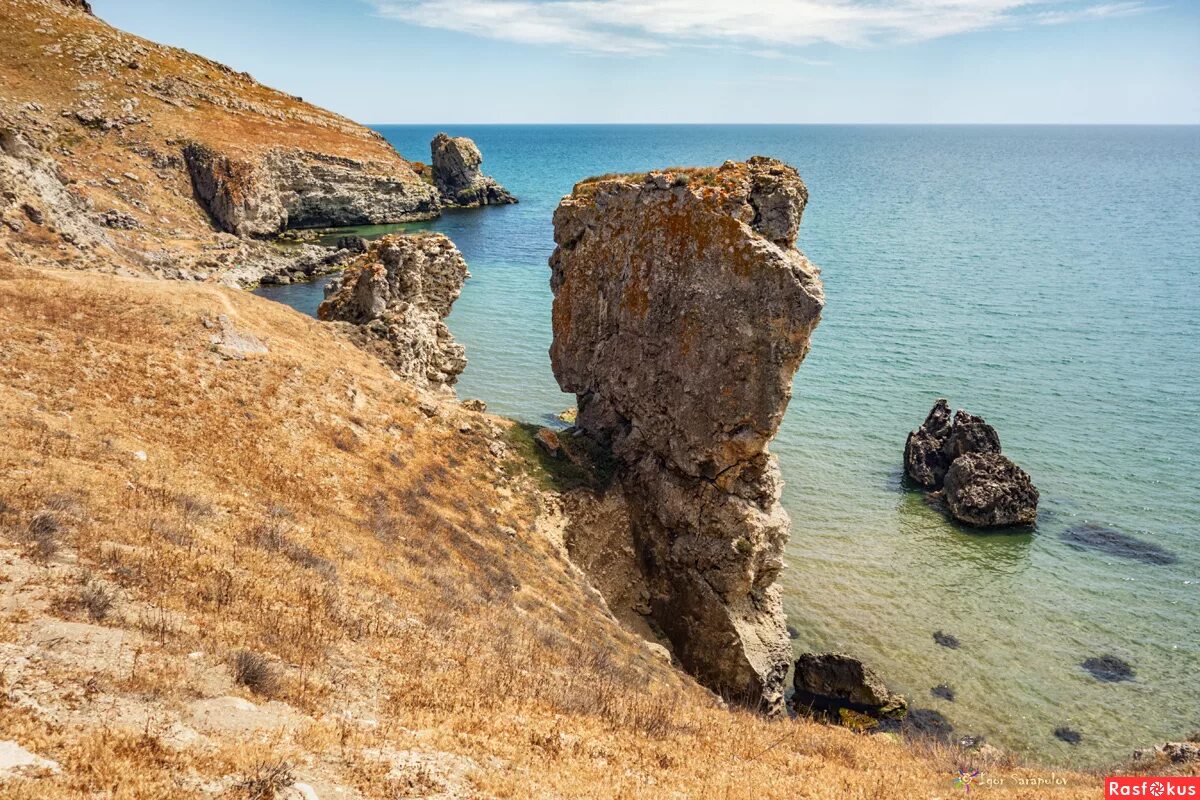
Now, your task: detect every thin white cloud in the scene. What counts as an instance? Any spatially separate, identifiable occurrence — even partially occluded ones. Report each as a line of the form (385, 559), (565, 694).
(367, 0), (1158, 54)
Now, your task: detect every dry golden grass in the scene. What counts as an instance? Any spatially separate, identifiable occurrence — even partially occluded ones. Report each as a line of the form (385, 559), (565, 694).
(0, 261), (1111, 798)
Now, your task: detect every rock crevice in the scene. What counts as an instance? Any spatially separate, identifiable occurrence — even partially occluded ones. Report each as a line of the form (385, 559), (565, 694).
(549, 158), (824, 713)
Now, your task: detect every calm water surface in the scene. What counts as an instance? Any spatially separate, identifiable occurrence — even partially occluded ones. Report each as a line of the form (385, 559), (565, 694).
(256, 125), (1200, 767)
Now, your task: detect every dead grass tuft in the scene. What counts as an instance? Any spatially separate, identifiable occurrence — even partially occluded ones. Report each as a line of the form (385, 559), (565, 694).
(233, 760), (294, 800)
(24, 511), (63, 560)
(231, 649), (278, 696)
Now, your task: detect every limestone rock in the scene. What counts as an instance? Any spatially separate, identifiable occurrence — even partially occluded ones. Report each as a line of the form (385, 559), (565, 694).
(59, 0), (93, 13)
(430, 133), (516, 208)
(184, 144), (439, 237)
(318, 234), (468, 389)
(0, 740), (60, 778)
(549, 157), (823, 713)
(793, 653), (908, 719)
(944, 409), (1001, 462)
(943, 452), (1039, 527)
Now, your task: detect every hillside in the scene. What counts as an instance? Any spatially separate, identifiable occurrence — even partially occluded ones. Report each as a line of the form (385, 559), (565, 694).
(0, 262), (1106, 798)
(0, 0), (436, 284)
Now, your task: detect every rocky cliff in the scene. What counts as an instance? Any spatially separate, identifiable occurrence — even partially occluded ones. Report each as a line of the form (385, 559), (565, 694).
(430, 133), (516, 208)
(317, 233), (468, 389)
(549, 158), (824, 713)
(0, 0), (436, 282)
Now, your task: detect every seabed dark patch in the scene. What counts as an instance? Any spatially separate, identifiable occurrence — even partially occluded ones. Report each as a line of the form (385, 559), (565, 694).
(1061, 523), (1177, 565)
(1081, 654), (1135, 683)
(933, 630), (962, 649)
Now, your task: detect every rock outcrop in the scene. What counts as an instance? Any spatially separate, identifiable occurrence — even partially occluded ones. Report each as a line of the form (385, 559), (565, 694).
(318, 234), (468, 389)
(549, 158), (824, 713)
(904, 399), (1037, 527)
(430, 133), (516, 208)
(184, 144), (439, 237)
(792, 653), (908, 719)
(943, 452), (1038, 527)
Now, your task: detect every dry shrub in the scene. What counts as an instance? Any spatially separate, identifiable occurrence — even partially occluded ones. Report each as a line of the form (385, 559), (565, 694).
(233, 760), (294, 800)
(78, 581), (116, 621)
(24, 511), (62, 560)
(232, 649), (278, 696)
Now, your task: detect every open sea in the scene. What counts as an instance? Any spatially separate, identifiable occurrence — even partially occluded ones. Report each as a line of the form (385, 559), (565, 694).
(255, 124), (1200, 767)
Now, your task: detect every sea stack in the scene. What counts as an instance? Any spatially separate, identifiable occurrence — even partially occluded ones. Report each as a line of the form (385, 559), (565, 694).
(904, 400), (1038, 527)
(318, 233), (468, 390)
(430, 133), (516, 207)
(549, 158), (824, 713)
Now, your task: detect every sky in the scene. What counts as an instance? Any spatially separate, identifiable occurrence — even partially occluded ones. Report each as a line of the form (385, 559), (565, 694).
(92, 0), (1200, 124)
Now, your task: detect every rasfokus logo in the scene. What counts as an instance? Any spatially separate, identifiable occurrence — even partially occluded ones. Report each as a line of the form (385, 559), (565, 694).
(1106, 777), (1200, 798)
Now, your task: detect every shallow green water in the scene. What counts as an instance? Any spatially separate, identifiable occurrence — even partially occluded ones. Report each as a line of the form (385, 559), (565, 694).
(256, 125), (1200, 767)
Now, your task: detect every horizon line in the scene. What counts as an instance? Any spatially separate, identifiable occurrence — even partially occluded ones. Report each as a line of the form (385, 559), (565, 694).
(363, 121), (1200, 127)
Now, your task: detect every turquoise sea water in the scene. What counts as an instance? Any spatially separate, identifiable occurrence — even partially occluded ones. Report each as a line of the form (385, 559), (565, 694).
(256, 125), (1200, 767)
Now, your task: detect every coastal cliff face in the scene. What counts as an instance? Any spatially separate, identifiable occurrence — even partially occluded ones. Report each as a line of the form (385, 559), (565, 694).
(430, 133), (516, 207)
(183, 144), (438, 237)
(317, 234), (468, 389)
(549, 158), (824, 712)
(0, 0), (435, 282)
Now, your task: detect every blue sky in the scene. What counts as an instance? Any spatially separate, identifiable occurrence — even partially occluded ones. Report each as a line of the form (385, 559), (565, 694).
(93, 0), (1199, 123)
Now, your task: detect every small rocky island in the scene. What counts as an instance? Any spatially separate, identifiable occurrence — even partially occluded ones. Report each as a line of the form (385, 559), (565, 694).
(904, 399), (1039, 527)
(429, 133), (516, 208)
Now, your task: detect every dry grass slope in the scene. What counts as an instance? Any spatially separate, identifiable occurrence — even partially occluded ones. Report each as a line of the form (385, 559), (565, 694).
(0, 260), (1107, 798)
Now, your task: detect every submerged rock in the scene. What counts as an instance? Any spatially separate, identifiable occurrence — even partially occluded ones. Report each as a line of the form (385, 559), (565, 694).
(549, 157), (824, 714)
(1081, 654), (1135, 683)
(1062, 524), (1177, 565)
(933, 630), (961, 649)
(792, 653), (908, 719)
(900, 708), (955, 743)
(931, 683), (956, 701)
(430, 133), (516, 208)
(1054, 726), (1083, 745)
(318, 234), (468, 389)
(943, 452), (1039, 527)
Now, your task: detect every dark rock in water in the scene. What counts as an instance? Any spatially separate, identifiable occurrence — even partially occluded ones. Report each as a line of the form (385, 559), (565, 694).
(904, 399), (952, 488)
(904, 400), (1037, 527)
(1081, 655), (1135, 683)
(786, 625), (800, 640)
(1062, 524), (1177, 566)
(792, 653), (908, 719)
(1054, 726), (1083, 745)
(943, 409), (1001, 461)
(943, 452), (1039, 527)
(958, 734), (984, 749)
(933, 630), (961, 649)
(931, 683), (956, 701)
(335, 235), (369, 254)
(902, 708), (955, 743)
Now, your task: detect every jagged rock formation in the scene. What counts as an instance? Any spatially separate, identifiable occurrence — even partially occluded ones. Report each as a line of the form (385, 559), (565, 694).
(943, 452), (1038, 527)
(430, 133), (516, 208)
(318, 234), (468, 389)
(549, 158), (824, 713)
(793, 653), (908, 719)
(904, 399), (1037, 527)
(183, 144), (439, 237)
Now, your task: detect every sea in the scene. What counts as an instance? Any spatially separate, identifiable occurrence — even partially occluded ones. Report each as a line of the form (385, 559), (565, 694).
(255, 124), (1200, 767)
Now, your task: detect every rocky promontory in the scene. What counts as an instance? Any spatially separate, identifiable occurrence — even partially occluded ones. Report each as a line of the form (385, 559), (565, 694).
(318, 233), (468, 389)
(430, 133), (516, 208)
(549, 158), (824, 713)
(905, 399), (1038, 527)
